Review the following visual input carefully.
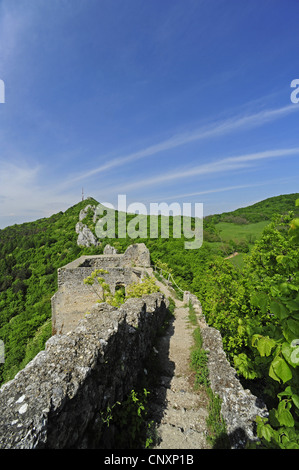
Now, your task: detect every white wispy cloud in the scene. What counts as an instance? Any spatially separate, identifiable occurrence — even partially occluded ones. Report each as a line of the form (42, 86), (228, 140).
(106, 146), (299, 193)
(63, 103), (299, 187)
(155, 175), (298, 201)
(0, 161), (77, 225)
(159, 183), (265, 201)
(0, 162), (42, 219)
(1, 102), (298, 227)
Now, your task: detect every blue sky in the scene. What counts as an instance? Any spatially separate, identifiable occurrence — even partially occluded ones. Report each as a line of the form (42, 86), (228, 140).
(0, 0), (298, 228)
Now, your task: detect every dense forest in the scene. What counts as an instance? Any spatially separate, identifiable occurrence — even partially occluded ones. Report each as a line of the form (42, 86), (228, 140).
(0, 192), (298, 448)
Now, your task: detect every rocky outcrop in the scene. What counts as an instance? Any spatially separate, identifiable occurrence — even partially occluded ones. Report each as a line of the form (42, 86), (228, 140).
(79, 204), (96, 222)
(123, 243), (151, 268)
(0, 293), (168, 449)
(75, 222), (100, 247)
(184, 291), (268, 449)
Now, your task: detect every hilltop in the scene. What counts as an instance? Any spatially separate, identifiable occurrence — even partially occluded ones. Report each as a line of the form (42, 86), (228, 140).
(0, 192), (297, 385)
(203, 193), (299, 265)
(206, 192), (299, 224)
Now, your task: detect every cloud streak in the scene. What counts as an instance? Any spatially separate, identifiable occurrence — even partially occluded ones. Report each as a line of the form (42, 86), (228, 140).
(155, 176), (298, 201)
(63, 103), (299, 187)
(107, 146), (299, 193)
(160, 183), (266, 201)
(0, 161), (78, 226)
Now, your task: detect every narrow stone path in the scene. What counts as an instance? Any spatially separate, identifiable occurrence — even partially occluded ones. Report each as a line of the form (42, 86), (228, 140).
(148, 280), (211, 449)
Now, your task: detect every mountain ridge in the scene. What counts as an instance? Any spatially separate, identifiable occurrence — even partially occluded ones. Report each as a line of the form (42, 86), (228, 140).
(0, 192), (297, 385)
(205, 192), (299, 224)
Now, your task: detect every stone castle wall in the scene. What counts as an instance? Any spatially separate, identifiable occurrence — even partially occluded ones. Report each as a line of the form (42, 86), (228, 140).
(184, 291), (268, 449)
(0, 293), (168, 449)
(52, 243), (151, 335)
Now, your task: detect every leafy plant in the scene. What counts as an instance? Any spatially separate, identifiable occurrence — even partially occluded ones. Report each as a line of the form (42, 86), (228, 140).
(195, 201), (299, 449)
(188, 303), (229, 447)
(100, 388), (155, 448)
(83, 268), (127, 307)
(84, 270), (160, 310)
(206, 388), (229, 448)
(240, 203), (299, 448)
(125, 277), (160, 299)
(190, 347), (210, 388)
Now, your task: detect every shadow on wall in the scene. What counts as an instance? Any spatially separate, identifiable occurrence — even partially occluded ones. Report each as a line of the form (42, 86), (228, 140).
(184, 291), (268, 449)
(97, 309), (176, 449)
(0, 293), (169, 449)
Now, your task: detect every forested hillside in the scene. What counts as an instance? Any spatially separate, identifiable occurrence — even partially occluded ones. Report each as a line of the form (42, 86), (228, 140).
(0, 193), (298, 448)
(0, 198), (101, 384)
(206, 193), (299, 224)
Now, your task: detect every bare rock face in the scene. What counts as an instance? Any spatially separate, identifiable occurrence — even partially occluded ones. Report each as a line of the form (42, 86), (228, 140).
(123, 243), (151, 267)
(76, 204), (101, 247)
(79, 205), (96, 222)
(75, 222), (100, 247)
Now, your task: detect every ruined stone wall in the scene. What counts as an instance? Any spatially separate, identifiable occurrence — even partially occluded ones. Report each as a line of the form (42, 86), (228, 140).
(52, 264), (142, 335)
(52, 243), (150, 335)
(0, 293), (168, 449)
(184, 291), (268, 449)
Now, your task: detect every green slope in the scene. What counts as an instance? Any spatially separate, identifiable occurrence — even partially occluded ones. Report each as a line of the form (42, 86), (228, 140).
(206, 192), (299, 224)
(203, 193), (299, 258)
(0, 193), (297, 385)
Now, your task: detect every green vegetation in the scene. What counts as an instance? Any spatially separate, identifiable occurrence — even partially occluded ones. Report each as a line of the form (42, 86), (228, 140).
(84, 269), (160, 308)
(216, 220), (269, 241)
(190, 328), (210, 389)
(0, 192), (298, 448)
(206, 388), (230, 449)
(84, 268), (127, 307)
(204, 192), (299, 257)
(99, 388), (155, 449)
(195, 202), (299, 448)
(187, 302), (229, 448)
(206, 193), (299, 225)
(126, 277), (160, 299)
(0, 198), (105, 384)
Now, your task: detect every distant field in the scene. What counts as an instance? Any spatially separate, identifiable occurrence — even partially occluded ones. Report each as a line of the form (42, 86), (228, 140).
(215, 220), (269, 243)
(203, 220), (270, 266)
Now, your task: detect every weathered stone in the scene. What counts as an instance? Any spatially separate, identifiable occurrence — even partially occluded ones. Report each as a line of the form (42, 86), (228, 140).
(52, 243), (151, 335)
(75, 222), (100, 247)
(79, 205), (96, 222)
(0, 244), (269, 450)
(185, 291), (268, 449)
(123, 243), (151, 268)
(0, 293), (168, 449)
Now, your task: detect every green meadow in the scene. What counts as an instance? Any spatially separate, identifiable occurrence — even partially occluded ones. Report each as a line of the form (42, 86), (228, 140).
(215, 220), (269, 244)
